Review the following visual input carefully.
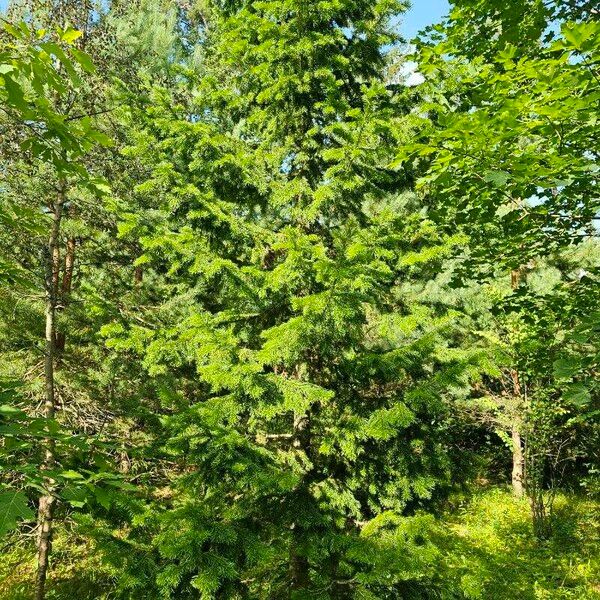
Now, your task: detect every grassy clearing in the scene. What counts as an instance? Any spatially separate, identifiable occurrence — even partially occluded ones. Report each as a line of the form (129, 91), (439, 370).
(438, 488), (600, 599)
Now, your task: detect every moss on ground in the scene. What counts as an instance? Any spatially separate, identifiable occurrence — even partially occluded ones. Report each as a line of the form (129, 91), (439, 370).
(437, 488), (600, 599)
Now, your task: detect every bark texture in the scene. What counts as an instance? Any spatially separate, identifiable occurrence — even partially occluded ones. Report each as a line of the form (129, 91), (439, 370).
(35, 187), (64, 600)
(511, 422), (525, 498)
(509, 366), (525, 498)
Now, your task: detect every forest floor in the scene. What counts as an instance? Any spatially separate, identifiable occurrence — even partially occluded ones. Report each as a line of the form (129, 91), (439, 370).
(1, 487), (598, 599)
(436, 487), (600, 599)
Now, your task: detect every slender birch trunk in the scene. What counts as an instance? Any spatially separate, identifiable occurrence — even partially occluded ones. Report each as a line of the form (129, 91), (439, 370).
(508, 269), (526, 498)
(509, 368), (525, 498)
(511, 422), (525, 498)
(55, 236), (75, 352)
(35, 185), (65, 600)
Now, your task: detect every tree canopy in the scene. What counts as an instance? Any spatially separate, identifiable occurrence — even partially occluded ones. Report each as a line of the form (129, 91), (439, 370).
(0, 1), (598, 599)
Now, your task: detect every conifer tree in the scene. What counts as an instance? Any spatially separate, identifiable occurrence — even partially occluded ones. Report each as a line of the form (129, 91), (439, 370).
(1, 0), (598, 598)
(98, 1), (493, 596)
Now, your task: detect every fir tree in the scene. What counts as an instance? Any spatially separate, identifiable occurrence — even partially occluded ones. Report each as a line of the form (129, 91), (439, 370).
(99, 1), (493, 596)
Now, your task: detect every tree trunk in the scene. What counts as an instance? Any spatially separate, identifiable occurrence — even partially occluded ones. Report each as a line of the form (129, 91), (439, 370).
(61, 237), (76, 298)
(510, 268), (521, 289)
(34, 495), (55, 600)
(290, 410), (311, 593)
(134, 264), (143, 285)
(511, 422), (524, 498)
(509, 368), (525, 498)
(35, 187), (64, 600)
(55, 237), (76, 352)
(290, 546), (310, 594)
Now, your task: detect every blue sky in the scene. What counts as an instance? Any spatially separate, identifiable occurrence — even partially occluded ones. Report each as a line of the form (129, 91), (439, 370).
(1, 0), (450, 34)
(401, 0), (450, 39)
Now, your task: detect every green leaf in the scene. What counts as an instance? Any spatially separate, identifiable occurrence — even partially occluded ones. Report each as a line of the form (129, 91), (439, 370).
(0, 489), (34, 537)
(60, 470), (84, 480)
(60, 28), (83, 45)
(3, 77), (27, 112)
(61, 483), (88, 508)
(87, 178), (111, 195)
(563, 383), (591, 407)
(0, 404), (24, 416)
(2, 22), (23, 39)
(87, 129), (113, 146)
(93, 486), (112, 509)
(553, 357), (581, 379)
(483, 171), (510, 187)
(39, 42), (82, 87)
(561, 21), (600, 52)
(70, 48), (95, 74)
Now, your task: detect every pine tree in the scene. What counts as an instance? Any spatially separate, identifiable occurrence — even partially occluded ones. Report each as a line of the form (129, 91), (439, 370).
(0, 3), (191, 596)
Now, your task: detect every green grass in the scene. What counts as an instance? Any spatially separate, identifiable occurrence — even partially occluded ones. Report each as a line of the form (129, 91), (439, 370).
(437, 487), (600, 599)
(1, 488), (598, 599)
(0, 533), (117, 600)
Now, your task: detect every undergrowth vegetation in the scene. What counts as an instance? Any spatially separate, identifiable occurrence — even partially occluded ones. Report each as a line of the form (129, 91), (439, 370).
(439, 489), (600, 599)
(2, 487), (598, 599)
